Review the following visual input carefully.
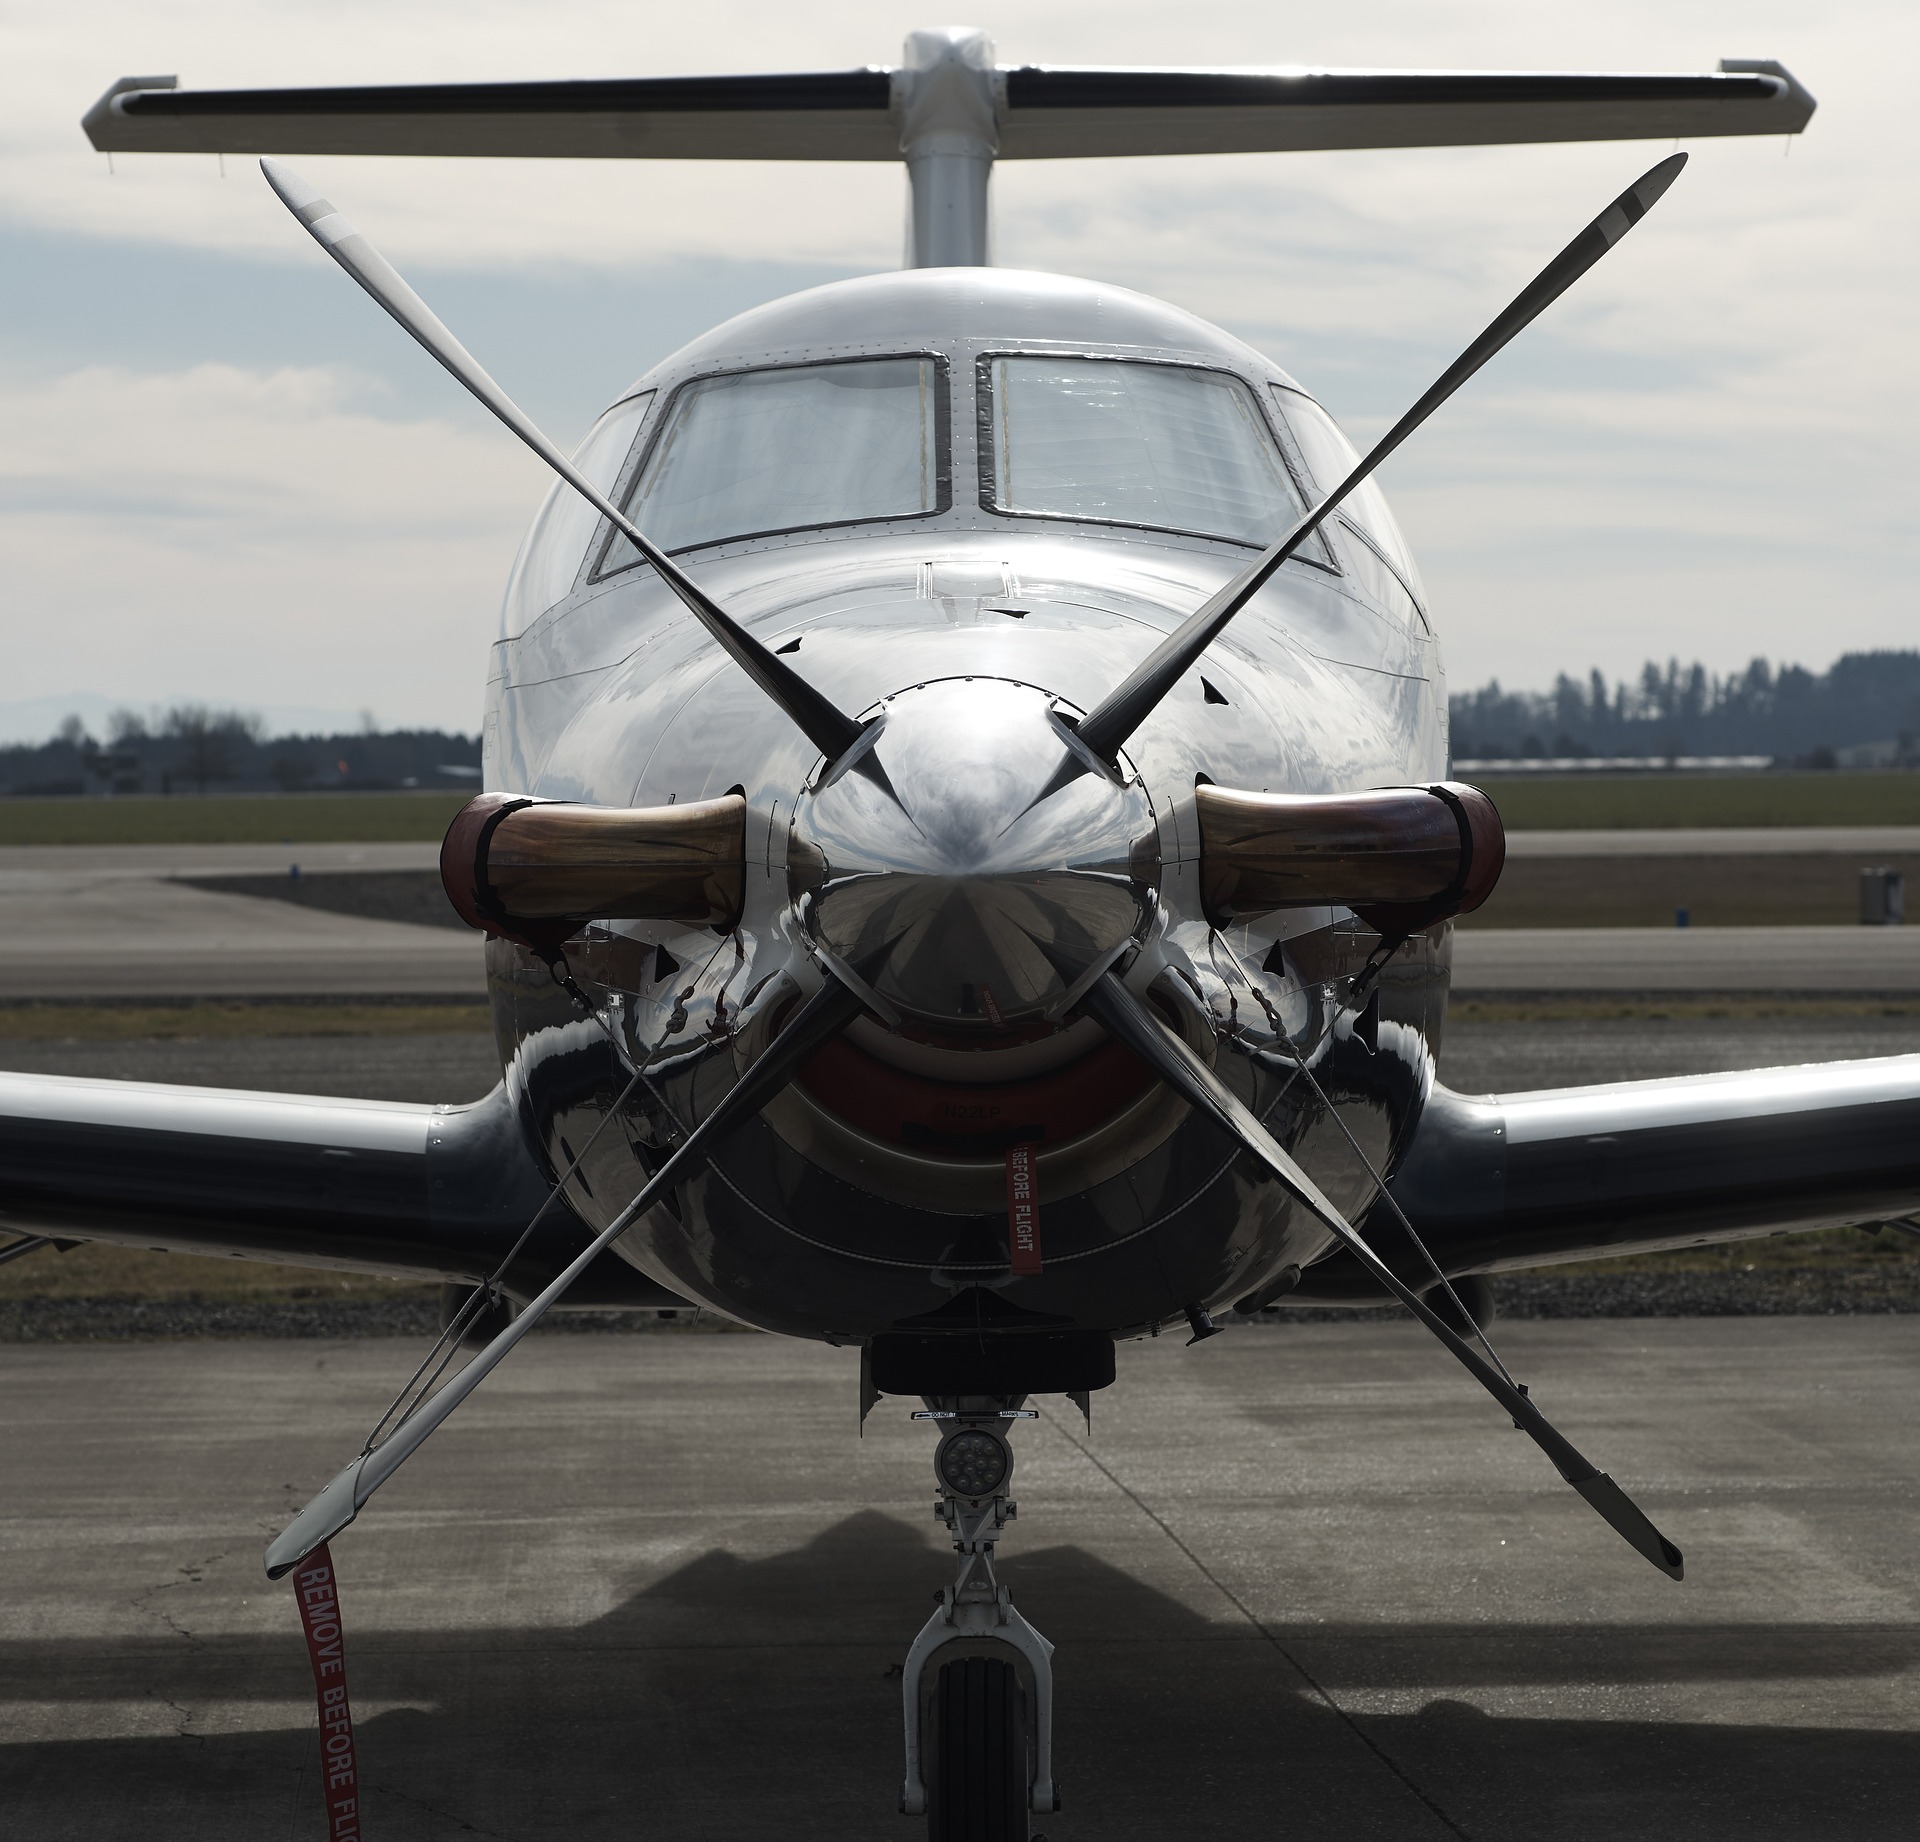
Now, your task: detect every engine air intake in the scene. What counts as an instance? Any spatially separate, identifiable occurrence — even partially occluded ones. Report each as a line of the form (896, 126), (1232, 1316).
(441, 790), (747, 948)
(1196, 780), (1504, 928)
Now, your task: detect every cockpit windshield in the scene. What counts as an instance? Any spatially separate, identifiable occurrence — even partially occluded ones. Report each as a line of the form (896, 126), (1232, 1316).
(980, 356), (1303, 547)
(599, 355), (947, 574)
(1270, 385), (1428, 610)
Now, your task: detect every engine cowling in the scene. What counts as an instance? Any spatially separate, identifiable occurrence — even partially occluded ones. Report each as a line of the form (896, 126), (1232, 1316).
(1195, 780), (1504, 930)
(439, 790), (747, 949)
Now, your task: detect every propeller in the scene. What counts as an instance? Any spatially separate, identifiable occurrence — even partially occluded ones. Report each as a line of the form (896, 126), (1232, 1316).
(258, 158), (864, 767)
(1074, 152), (1687, 766)
(1077, 970), (1683, 1579)
(264, 973), (864, 1579)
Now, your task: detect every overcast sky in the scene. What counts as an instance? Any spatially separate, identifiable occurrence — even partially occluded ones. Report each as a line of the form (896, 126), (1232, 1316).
(3, 2), (1913, 737)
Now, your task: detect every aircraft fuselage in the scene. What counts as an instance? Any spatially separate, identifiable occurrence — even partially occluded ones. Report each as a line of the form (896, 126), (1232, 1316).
(479, 267), (1451, 1344)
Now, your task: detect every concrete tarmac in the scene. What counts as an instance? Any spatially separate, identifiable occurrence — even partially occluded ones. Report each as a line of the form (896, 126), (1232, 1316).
(1449, 924), (1920, 993)
(9, 915), (1913, 1002)
(0, 918), (481, 999)
(3, 1323), (1914, 1840)
(0, 845), (480, 998)
(3, 836), (1919, 999)
(2, 837), (1918, 1002)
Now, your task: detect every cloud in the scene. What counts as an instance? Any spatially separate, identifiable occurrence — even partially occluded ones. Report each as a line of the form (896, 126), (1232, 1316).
(0, 360), (544, 729)
(4, 0), (1916, 708)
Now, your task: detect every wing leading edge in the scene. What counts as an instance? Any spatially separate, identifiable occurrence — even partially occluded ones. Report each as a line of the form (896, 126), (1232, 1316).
(0, 1072), (679, 1308)
(1317, 1054), (1920, 1303)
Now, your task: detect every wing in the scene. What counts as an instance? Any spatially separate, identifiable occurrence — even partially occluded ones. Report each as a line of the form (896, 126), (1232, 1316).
(83, 60), (1812, 161)
(1316, 1055), (1920, 1301)
(0, 1072), (679, 1308)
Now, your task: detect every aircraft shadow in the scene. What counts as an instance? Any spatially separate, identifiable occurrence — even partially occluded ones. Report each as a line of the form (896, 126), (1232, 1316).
(2, 1509), (1913, 1840)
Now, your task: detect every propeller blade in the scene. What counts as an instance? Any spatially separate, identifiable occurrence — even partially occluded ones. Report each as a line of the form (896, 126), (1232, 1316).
(1078, 971), (1683, 1579)
(258, 158), (864, 766)
(264, 973), (863, 1579)
(1075, 152), (1687, 765)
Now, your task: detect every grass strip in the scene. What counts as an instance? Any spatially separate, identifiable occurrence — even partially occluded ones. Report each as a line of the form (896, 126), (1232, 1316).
(0, 1243), (440, 1302)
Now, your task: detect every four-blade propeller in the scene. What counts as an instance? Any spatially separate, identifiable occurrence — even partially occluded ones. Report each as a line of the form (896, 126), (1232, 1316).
(260, 153), (1689, 1585)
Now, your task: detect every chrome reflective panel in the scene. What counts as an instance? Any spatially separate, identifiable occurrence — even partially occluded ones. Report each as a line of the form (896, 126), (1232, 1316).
(789, 678), (1157, 1026)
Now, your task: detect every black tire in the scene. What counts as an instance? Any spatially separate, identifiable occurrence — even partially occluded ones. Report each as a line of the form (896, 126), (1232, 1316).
(928, 1655), (1029, 1842)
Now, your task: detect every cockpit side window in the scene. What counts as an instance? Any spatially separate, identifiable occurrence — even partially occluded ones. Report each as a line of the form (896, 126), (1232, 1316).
(1267, 386), (1429, 619)
(596, 355), (949, 577)
(978, 356), (1304, 549)
(499, 391), (654, 638)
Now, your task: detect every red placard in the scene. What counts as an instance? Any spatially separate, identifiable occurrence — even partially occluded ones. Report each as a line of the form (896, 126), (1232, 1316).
(292, 1542), (363, 1841)
(1006, 1141), (1042, 1275)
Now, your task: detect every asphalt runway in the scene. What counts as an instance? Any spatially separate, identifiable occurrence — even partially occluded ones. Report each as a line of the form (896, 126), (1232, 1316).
(1439, 1014), (1920, 1092)
(1448, 924), (1920, 994)
(3, 1323), (1914, 1841)
(3, 838), (1920, 999)
(0, 843), (477, 999)
(5, 995), (1917, 1834)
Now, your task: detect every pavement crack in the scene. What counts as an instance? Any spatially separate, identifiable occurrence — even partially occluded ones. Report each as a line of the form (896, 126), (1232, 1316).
(1036, 1407), (1474, 1841)
(126, 1548), (228, 1740)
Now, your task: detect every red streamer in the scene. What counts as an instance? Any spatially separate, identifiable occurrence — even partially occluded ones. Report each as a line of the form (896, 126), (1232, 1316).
(1006, 1141), (1042, 1274)
(292, 1541), (364, 1840)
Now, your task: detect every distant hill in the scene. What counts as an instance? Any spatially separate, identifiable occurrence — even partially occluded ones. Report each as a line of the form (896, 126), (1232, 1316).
(1451, 652), (1920, 766)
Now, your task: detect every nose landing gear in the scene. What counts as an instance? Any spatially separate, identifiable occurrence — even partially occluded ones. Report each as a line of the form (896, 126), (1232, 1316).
(899, 1408), (1059, 1840)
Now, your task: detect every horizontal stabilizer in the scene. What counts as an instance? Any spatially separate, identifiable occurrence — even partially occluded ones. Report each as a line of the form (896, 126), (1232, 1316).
(84, 60), (1813, 162)
(84, 70), (900, 161)
(997, 62), (1814, 158)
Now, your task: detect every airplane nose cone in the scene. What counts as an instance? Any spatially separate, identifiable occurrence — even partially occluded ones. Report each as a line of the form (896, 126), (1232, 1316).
(788, 679), (1159, 1027)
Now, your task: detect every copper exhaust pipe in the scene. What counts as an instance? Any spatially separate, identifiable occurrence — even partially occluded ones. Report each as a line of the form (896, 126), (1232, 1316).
(441, 791), (747, 948)
(1195, 780), (1504, 928)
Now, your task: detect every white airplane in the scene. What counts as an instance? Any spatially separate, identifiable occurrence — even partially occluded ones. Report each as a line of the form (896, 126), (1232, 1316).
(7, 27), (1904, 1833)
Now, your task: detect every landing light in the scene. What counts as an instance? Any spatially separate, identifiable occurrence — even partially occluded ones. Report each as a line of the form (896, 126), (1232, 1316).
(935, 1428), (1012, 1500)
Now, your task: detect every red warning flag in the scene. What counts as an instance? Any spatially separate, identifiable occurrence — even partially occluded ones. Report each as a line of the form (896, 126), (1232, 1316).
(292, 1542), (364, 1841)
(1006, 1141), (1042, 1275)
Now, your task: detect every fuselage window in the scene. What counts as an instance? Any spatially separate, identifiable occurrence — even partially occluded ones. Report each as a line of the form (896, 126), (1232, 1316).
(1268, 386), (1428, 614)
(599, 355), (947, 574)
(980, 356), (1303, 548)
(499, 390), (655, 637)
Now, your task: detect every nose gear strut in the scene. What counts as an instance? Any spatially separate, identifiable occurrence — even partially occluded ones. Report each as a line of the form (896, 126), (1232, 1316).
(899, 1405), (1059, 1836)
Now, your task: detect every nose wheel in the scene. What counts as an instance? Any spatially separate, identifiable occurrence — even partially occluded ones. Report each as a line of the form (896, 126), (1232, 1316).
(899, 1408), (1058, 1839)
(928, 1654), (1029, 1841)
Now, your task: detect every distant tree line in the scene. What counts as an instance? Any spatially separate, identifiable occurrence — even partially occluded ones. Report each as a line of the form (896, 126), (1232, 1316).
(0, 705), (481, 797)
(1450, 651), (1920, 766)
